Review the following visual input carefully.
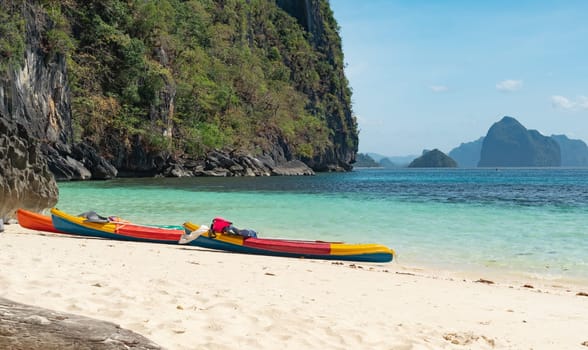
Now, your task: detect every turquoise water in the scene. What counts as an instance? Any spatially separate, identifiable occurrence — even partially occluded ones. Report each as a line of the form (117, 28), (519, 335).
(55, 168), (588, 281)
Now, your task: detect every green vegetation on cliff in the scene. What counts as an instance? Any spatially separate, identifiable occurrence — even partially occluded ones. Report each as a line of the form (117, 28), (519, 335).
(0, 2), (25, 75)
(30, 0), (356, 164)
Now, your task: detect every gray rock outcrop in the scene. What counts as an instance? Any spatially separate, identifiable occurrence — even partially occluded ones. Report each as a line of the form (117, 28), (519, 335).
(0, 297), (164, 349)
(0, 118), (58, 220)
(171, 150), (314, 177)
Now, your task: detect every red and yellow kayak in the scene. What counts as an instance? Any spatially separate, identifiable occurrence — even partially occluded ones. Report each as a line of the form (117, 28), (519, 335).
(181, 221), (395, 263)
(50, 208), (184, 244)
(16, 208), (62, 233)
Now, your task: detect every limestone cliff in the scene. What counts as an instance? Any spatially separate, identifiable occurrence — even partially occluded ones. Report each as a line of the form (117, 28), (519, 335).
(0, 3), (60, 219)
(1, 0), (357, 188)
(0, 3), (70, 145)
(277, 0), (358, 170)
(0, 1), (117, 184)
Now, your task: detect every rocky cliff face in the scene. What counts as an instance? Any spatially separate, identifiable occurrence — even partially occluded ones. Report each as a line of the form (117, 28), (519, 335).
(0, 4), (70, 146)
(0, 3), (59, 219)
(276, 0), (358, 171)
(0, 117), (58, 220)
(0, 2), (123, 217)
(478, 116), (561, 167)
(0, 2), (117, 183)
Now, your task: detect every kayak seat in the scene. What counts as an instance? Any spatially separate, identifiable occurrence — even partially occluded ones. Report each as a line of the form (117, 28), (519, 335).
(78, 211), (110, 224)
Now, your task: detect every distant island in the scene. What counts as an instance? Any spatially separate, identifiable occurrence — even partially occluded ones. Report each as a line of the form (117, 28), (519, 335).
(356, 150), (457, 169)
(408, 149), (457, 168)
(478, 116), (561, 167)
(449, 116), (588, 167)
(365, 153), (416, 168)
(448, 137), (484, 168)
(354, 153), (380, 167)
(364, 115), (588, 169)
(551, 135), (588, 167)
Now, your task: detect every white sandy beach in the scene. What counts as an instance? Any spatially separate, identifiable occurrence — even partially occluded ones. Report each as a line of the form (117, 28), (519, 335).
(1, 224), (587, 349)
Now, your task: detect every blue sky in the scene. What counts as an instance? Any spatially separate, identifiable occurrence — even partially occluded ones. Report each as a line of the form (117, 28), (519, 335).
(330, 0), (588, 156)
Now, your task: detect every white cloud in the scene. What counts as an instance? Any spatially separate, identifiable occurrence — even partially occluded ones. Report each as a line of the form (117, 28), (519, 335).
(551, 95), (588, 110)
(496, 79), (523, 92)
(578, 96), (588, 109)
(551, 95), (575, 110)
(429, 85), (448, 93)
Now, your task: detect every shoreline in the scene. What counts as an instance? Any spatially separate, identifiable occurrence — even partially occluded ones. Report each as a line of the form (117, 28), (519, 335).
(395, 260), (588, 295)
(2, 224), (587, 349)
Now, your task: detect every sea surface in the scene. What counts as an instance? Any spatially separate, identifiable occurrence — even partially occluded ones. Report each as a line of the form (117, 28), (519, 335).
(55, 168), (588, 282)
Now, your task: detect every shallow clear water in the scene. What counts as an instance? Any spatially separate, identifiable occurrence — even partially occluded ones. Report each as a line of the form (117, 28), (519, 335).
(55, 168), (588, 281)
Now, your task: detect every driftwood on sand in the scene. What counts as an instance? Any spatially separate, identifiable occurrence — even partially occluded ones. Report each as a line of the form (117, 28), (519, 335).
(0, 297), (164, 349)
